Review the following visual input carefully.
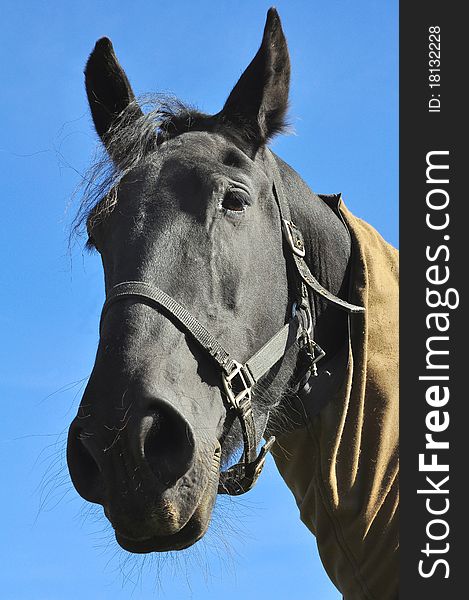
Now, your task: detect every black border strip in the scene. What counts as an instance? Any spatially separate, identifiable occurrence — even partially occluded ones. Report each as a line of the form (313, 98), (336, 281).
(400, 3), (466, 596)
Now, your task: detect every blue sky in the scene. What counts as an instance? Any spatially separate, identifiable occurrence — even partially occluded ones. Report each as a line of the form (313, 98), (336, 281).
(0, 1), (397, 598)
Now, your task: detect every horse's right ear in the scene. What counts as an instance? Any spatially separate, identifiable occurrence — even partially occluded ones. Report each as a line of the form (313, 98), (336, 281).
(85, 38), (143, 149)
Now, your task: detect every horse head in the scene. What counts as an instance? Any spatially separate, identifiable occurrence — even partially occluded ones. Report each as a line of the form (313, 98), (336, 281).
(67, 8), (351, 554)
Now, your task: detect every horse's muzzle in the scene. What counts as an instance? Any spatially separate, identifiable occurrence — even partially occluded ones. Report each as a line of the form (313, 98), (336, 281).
(66, 395), (219, 549)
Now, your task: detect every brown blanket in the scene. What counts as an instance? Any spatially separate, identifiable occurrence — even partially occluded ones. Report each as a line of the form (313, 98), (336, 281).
(273, 197), (399, 600)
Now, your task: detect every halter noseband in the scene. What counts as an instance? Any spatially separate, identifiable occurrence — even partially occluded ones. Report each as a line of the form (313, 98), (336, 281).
(99, 150), (364, 496)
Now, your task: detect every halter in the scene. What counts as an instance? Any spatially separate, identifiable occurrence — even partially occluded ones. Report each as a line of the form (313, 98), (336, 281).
(99, 150), (364, 496)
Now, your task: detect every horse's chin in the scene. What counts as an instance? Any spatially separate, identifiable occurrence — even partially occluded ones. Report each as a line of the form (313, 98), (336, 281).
(113, 449), (220, 554)
(115, 509), (209, 553)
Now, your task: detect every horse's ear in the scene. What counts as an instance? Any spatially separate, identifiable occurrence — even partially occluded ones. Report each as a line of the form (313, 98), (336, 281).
(85, 38), (143, 149)
(220, 8), (290, 149)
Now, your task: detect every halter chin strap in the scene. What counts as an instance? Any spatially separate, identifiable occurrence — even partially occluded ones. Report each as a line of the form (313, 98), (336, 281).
(99, 149), (364, 496)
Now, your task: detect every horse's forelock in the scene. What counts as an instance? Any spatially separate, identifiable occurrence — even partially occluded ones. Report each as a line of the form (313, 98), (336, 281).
(71, 94), (263, 243)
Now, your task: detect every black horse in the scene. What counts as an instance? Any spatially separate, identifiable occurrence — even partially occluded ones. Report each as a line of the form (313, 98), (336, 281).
(67, 9), (399, 599)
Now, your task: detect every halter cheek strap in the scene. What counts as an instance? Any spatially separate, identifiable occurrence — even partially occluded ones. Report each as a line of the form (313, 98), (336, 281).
(99, 149), (364, 496)
(266, 150), (365, 315)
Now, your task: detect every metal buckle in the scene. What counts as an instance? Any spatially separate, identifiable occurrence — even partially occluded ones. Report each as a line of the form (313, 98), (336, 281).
(282, 219), (306, 257)
(222, 361), (255, 411)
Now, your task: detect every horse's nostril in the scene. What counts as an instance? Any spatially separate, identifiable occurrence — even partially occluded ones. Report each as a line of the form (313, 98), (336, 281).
(142, 401), (195, 488)
(66, 422), (104, 505)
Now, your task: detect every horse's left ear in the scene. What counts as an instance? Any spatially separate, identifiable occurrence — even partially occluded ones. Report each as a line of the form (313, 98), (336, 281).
(220, 8), (290, 149)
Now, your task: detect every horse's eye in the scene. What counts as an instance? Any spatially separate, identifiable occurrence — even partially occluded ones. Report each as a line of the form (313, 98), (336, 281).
(221, 190), (248, 213)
